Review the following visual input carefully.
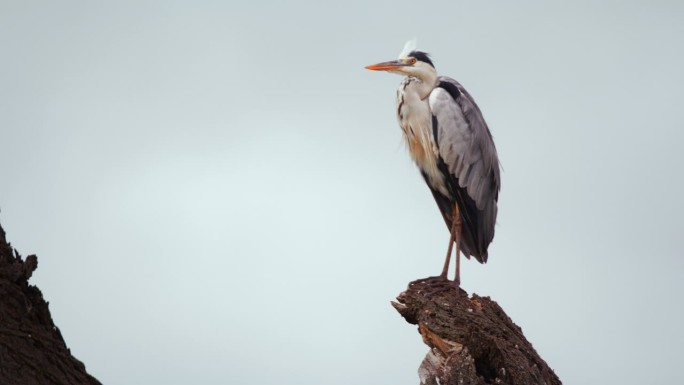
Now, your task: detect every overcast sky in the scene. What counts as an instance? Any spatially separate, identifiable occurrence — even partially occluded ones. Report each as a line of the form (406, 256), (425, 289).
(1, 1), (683, 384)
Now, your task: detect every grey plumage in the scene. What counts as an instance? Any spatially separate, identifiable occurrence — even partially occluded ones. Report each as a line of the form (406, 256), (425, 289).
(429, 76), (500, 263)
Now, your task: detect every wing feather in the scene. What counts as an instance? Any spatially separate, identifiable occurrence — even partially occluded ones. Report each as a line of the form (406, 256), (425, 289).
(429, 76), (501, 261)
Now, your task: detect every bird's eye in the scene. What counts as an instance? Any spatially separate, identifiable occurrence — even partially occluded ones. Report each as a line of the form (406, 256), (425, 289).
(409, 58), (417, 65)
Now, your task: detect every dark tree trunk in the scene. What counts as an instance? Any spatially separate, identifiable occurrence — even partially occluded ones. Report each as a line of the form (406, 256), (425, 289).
(0, 222), (101, 385)
(392, 281), (562, 385)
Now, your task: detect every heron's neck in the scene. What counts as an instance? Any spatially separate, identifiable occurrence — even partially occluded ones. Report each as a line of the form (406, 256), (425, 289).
(405, 71), (437, 99)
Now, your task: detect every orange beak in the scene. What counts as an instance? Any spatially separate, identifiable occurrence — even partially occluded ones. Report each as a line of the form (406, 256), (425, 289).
(365, 59), (407, 71)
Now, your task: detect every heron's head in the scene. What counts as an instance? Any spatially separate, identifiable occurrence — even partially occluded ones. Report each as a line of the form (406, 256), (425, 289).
(365, 50), (436, 81)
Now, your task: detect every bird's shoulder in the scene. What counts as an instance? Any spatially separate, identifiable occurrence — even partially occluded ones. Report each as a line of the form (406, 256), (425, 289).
(428, 78), (471, 139)
(429, 76), (491, 141)
(434, 76), (463, 101)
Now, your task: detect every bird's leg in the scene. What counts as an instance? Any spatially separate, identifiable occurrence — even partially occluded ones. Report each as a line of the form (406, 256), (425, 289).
(440, 203), (462, 287)
(452, 203), (462, 287)
(439, 212), (458, 279)
(409, 204), (462, 290)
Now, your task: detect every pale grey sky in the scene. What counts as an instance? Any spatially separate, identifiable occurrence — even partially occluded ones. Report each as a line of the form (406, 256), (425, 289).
(1, 1), (683, 384)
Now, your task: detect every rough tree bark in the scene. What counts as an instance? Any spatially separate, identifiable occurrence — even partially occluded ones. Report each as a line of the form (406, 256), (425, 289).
(0, 222), (101, 385)
(392, 281), (562, 385)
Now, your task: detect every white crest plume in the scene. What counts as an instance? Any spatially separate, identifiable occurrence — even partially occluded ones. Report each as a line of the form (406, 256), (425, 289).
(398, 38), (417, 59)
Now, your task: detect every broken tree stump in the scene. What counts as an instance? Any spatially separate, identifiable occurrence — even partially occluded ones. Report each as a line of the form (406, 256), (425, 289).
(392, 281), (561, 385)
(0, 221), (101, 385)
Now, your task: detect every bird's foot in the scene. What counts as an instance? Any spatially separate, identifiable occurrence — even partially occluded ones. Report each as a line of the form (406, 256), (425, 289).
(409, 275), (460, 296)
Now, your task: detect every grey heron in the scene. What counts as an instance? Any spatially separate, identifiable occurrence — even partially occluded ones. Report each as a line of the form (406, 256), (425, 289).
(366, 41), (501, 287)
